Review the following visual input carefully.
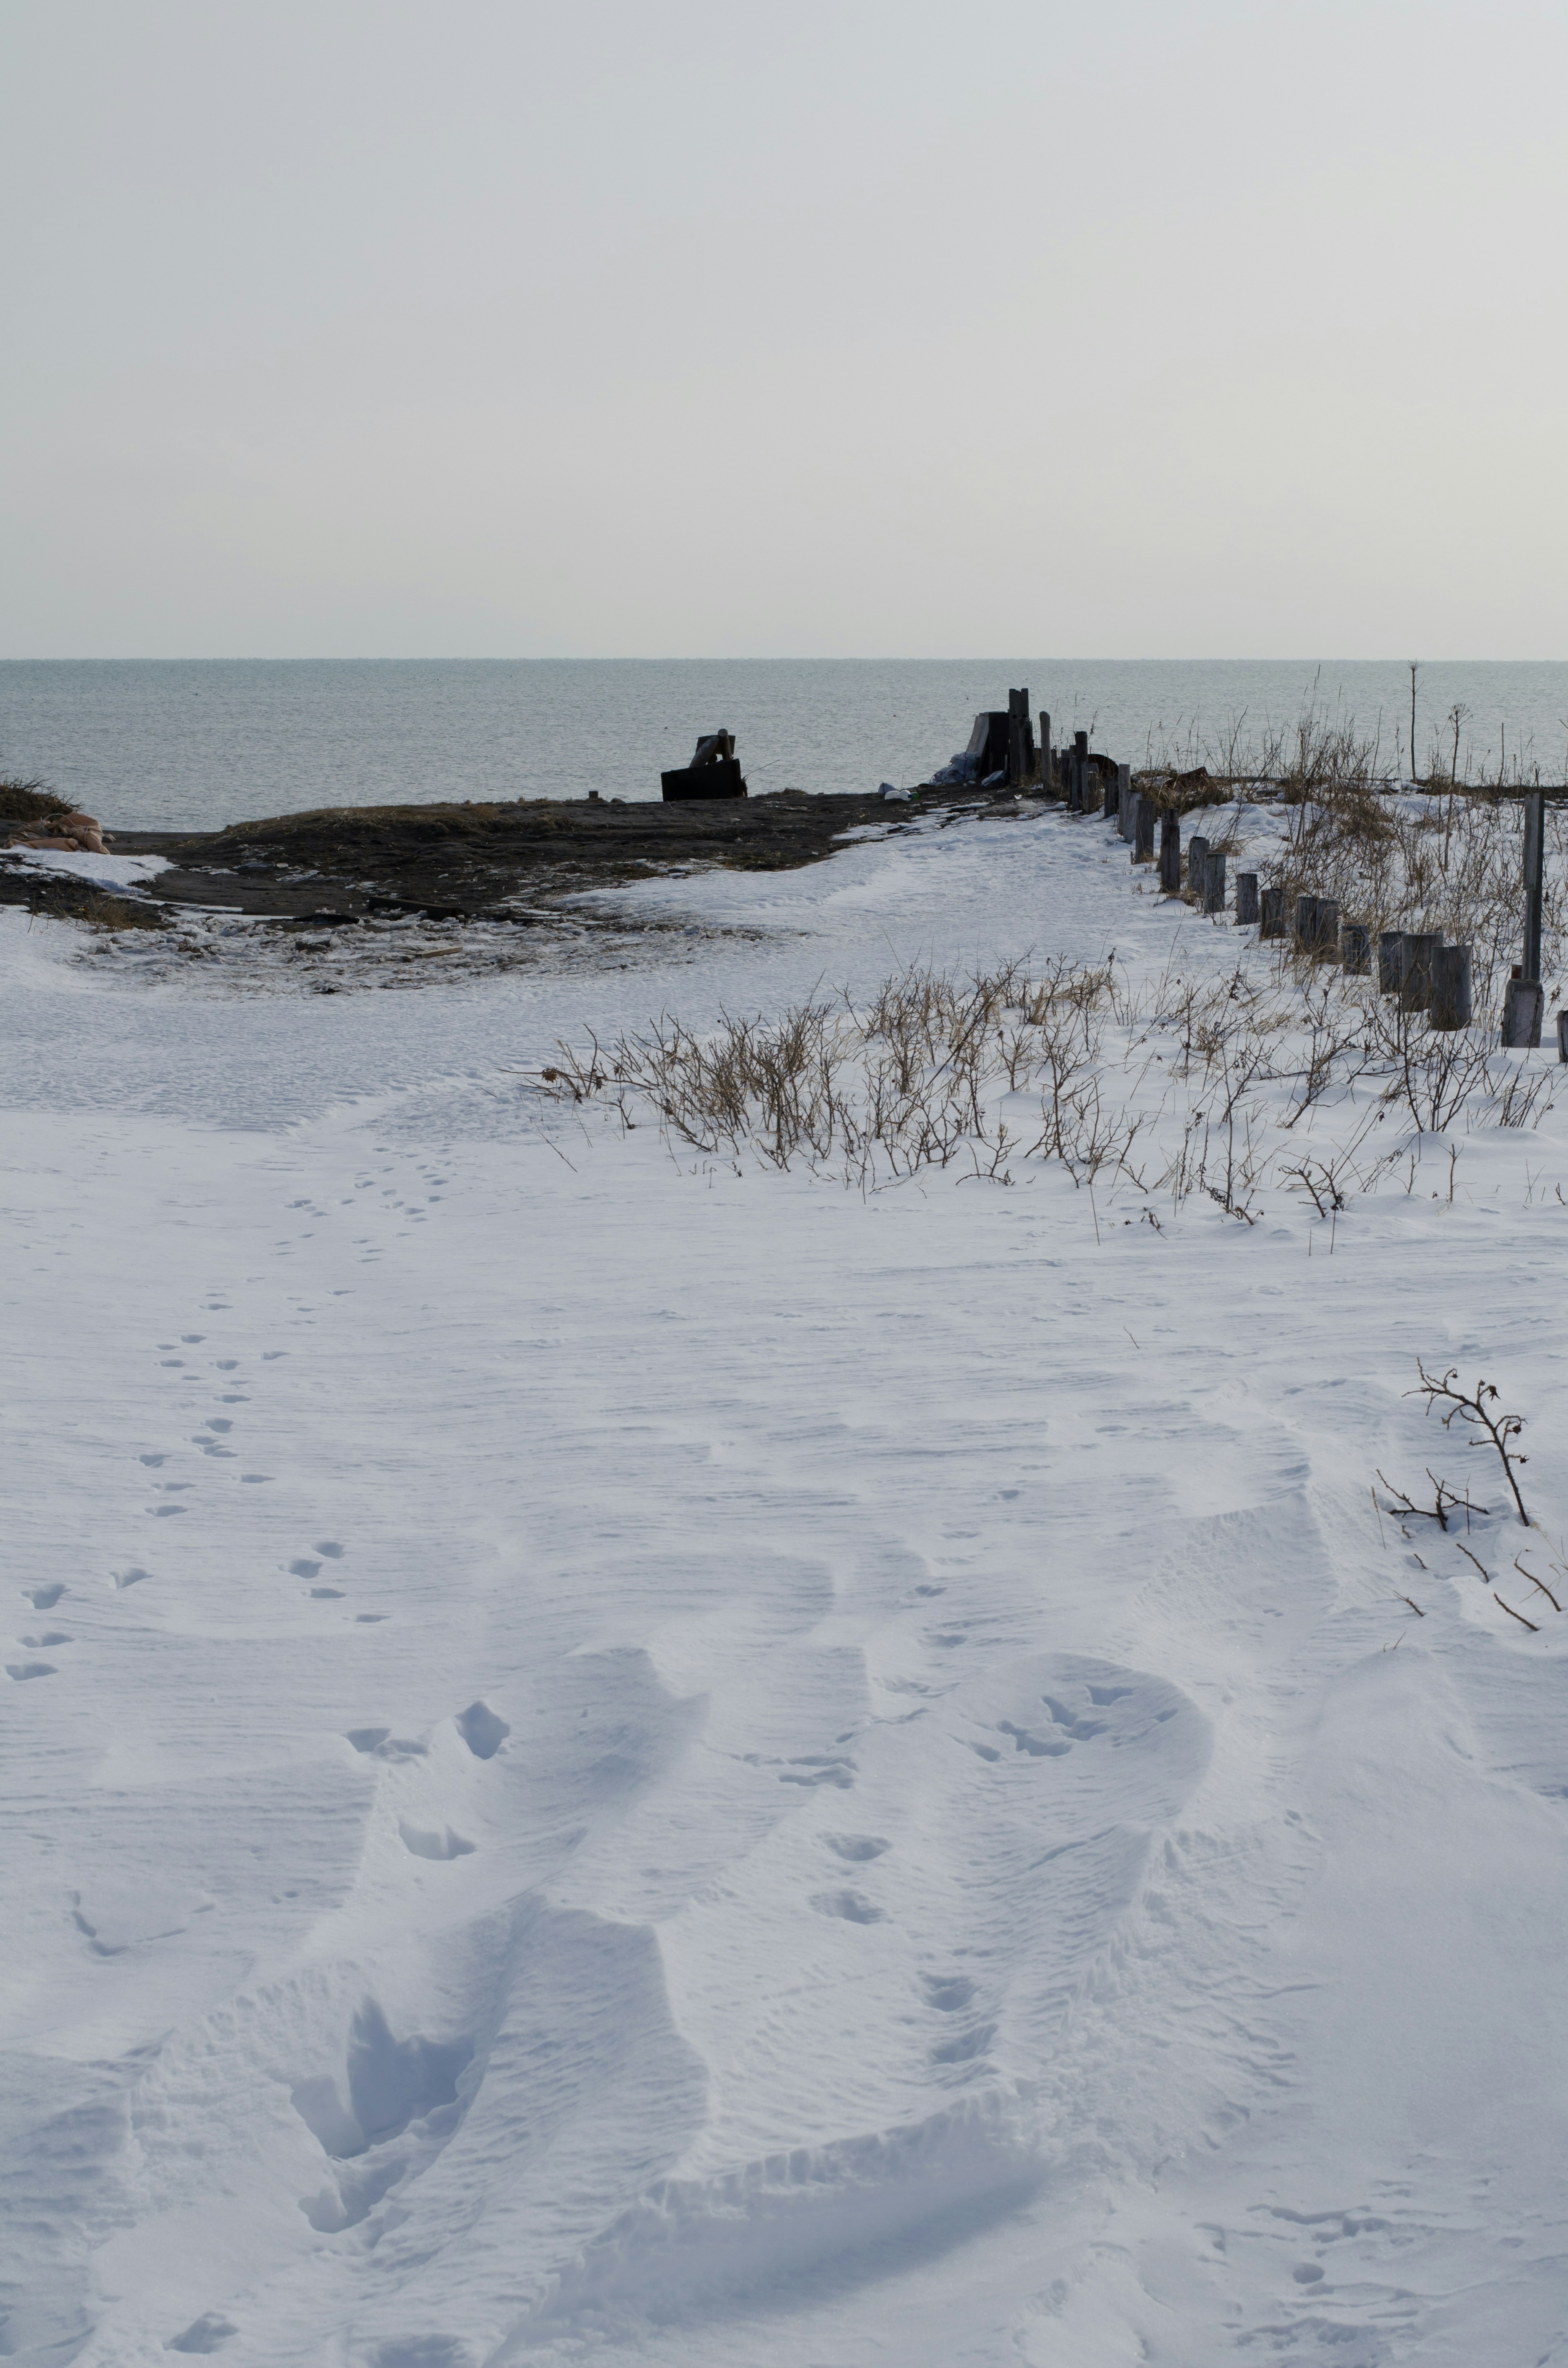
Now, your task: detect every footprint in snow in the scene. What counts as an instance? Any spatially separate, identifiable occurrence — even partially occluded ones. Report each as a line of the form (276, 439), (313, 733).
(22, 1632), (70, 1648)
(456, 1701), (510, 1759)
(25, 1584), (65, 1609)
(7, 1661), (57, 1681)
(824, 1834), (889, 1862)
(399, 1821), (475, 1861)
(114, 1569), (147, 1591)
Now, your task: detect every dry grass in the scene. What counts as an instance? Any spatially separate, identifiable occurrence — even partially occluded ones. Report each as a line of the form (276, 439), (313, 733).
(0, 778), (73, 826)
(538, 943), (1556, 1208)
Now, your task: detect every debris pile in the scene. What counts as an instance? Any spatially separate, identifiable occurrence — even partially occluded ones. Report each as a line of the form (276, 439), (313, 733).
(661, 731), (748, 801)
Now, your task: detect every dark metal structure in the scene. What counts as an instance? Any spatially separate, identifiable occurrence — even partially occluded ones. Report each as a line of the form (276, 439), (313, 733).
(662, 731), (747, 801)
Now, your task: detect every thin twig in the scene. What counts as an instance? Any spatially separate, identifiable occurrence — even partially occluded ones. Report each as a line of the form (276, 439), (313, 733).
(1493, 1592), (1540, 1632)
(1515, 1556), (1563, 1614)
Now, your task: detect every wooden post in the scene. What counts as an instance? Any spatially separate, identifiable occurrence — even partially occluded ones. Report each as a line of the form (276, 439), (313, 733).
(1341, 922), (1371, 975)
(1121, 787), (1138, 843)
(1260, 885), (1286, 938)
(1317, 898), (1340, 956)
(1557, 1008), (1568, 1063)
(1069, 729), (1088, 814)
(1523, 789), (1545, 982)
(1203, 851), (1227, 914)
(1399, 931), (1442, 1011)
(1378, 929), (1403, 992)
(1134, 799), (1156, 862)
(1502, 977), (1544, 1049)
(1188, 834), (1210, 892)
(1038, 713), (1051, 790)
(1007, 689), (1029, 789)
(1429, 942), (1473, 1030)
(1236, 871), (1259, 924)
(1159, 811), (1180, 893)
(1113, 761), (1129, 820)
(1295, 894), (1318, 949)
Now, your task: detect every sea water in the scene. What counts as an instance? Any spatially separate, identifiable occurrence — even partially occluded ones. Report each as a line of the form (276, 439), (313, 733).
(2, 658), (1566, 833)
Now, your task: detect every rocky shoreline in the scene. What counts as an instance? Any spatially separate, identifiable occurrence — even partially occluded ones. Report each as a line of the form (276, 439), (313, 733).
(1, 783), (1022, 938)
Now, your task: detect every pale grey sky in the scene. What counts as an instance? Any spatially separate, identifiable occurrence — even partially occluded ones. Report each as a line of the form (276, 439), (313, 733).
(3, 0), (1564, 658)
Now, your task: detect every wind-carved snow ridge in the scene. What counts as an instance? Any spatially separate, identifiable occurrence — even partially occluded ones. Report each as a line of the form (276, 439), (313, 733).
(509, 2091), (1042, 2346)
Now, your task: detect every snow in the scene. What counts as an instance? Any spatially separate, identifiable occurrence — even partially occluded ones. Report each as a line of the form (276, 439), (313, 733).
(7, 847), (172, 890)
(3, 799), (1567, 2368)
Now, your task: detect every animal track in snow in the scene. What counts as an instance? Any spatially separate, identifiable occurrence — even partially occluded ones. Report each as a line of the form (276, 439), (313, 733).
(290, 1559), (321, 1577)
(824, 1834), (889, 1862)
(7, 1660), (57, 1681)
(24, 1584), (65, 1609)
(167, 2311), (237, 2353)
(114, 1568), (147, 1590)
(22, 1632), (70, 1648)
(398, 1821), (476, 1861)
(920, 1974), (976, 2011)
(310, 1587), (345, 1599)
(347, 1729), (426, 1760)
(139, 1453), (167, 1467)
(456, 1701), (510, 1759)
(811, 1889), (886, 1924)
(775, 1753), (856, 1790)
(315, 1540), (345, 1558)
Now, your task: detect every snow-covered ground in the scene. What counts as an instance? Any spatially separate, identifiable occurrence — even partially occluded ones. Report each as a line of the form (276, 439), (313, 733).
(4, 802), (1567, 2368)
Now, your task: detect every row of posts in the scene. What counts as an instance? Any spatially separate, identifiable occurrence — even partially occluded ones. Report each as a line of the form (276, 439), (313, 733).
(1099, 766), (1490, 1040)
(1035, 737), (1556, 1054)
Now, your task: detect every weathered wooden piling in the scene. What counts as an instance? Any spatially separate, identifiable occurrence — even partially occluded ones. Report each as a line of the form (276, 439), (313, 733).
(1429, 942), (1473, 1030)
(1188, 835), (1210, 892)
(1203, 851), (1226, 914)
(1341, 923), (1371, 975)
(1006, 689), (1035, 788)
(1135, 800), (1156, 863)
(1295, 896), (1341, 957)
(1120, 787), (1137, 843)
(1236, 871), (1258, 925)
(1260, 885), (1286, 938)
(1557, 1008), (1568, 1063)
(1399, 931), (1442, 1012)
(1069, 730), (1088, 814)
(1114, 762), (1129, 819)
(1378, 930), (1403, 992)
(1159, 811), (1181, 894)
(1523, 789), (1545, 985)
(1502, 977), (1544, 1048)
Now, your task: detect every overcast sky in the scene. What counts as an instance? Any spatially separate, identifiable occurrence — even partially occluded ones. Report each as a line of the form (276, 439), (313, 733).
(3, 0), (1565, 659)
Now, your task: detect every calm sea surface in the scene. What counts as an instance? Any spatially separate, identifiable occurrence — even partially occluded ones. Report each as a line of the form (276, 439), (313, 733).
(3, 660), (1566, 833)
